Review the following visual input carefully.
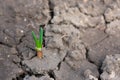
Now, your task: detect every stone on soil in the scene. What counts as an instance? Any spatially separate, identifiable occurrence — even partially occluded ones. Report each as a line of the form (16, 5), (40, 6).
(100, 54), (120, 80)
(104, 2), (120, 22)
(106, 20), (120, 37)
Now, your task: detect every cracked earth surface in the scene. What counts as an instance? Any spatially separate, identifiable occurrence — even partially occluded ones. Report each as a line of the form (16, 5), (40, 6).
(1, 0), (120, 80)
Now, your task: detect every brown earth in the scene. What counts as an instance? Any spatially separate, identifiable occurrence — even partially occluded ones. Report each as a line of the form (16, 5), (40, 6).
(0, 0), (120, 80)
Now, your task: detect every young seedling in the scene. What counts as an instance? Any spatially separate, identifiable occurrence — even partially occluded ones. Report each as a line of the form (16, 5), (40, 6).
(32, 27), (43, 58)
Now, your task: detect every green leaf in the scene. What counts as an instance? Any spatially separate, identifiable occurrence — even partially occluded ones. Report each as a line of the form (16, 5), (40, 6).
(39, 27), (43, 48)
(32, 27), (43, 51)
(36, 39), (41, 48)
(32, 31), (41, 49)
(32, 31), (37, 43)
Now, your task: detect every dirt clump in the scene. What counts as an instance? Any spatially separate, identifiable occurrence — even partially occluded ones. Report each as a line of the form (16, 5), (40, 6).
(1, 0), (120, 80)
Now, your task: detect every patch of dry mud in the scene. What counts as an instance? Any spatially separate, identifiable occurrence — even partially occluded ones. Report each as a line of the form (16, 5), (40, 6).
(0, 0), (120, 80)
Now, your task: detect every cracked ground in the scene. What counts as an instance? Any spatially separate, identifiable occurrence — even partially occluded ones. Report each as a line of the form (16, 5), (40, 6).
(1, 0), (120, 80)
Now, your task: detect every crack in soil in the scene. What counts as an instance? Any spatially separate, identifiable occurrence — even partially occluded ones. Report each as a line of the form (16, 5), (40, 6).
(85, 47), (102, 80)
(48, 0), (54, 24)
(11, 0), (56, 79)
(1, 0), (113, 80)
(102, 13), (110, 35)
(48, 70), (56, 80)
(17, 34), (26, 45)
(0, 42), (12, 47)
(85, 47), (97, 66)
(12, 73), (26, 80)
(57, 49), (69, 70)
(85, 43), (108, 80)
(92, 34), (109, 46)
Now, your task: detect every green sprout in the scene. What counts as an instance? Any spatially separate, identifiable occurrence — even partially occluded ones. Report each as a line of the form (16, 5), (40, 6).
(32, 27), (43, 51)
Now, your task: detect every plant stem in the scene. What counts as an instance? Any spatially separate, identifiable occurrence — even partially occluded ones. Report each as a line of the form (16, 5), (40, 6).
(37, 50), (43, 58)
